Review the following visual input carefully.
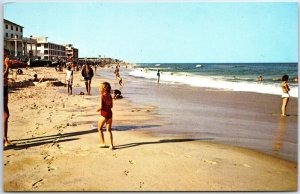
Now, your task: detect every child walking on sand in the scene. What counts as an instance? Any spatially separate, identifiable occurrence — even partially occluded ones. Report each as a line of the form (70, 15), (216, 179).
(117, 74), (124, 86)
(281, 74), (290, 116)
(96, 82), (114, 149)
(65, 64), (73, 95)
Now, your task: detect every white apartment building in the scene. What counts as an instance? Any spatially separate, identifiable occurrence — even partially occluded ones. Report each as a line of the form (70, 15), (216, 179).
(4, 19), (37, 57)
(4, 19), (23, 56)
(4, 19), (79, 61)
(31, 36), (67, 61)
(65, 44), (79, 61)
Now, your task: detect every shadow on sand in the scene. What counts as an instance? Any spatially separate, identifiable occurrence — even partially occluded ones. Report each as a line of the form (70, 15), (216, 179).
(4, 124), (161, 151)
(5, 123), (213, 151)
(5, 128), (100, 151)
(114, 138), (215, 150)
(9, 78), (62, 93)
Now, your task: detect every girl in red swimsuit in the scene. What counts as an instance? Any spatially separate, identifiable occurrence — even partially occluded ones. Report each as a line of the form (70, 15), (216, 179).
(96, 82), (114, 149)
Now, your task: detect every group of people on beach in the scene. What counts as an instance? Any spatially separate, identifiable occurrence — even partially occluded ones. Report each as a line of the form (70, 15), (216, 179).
(64, 61), (123, 149)
(64, 62), (94, 95)
(3, 51), (117, 149)
(2, 49), (294, 149)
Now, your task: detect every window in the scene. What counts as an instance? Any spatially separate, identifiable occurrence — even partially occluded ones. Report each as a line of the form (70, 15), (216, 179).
(10, 34), (13, 38)
(16, 35), (18, 39)
(5, 25), (8, 29)
(11, 26), (13, 30)
(5, 33), (8, 37)
(10, 42), (13, 46)
(44, 44), (48, 48)
(21, 28), (22, 32)
(44, 50), (48, 54)
(37, 44), (41, 47)
(16, 27), (18, 31)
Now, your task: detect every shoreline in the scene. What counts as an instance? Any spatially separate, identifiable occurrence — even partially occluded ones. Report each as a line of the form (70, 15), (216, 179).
(3, 66), (298, 191)
(116, 67), (298, 162)
(129, 63), (299, 98)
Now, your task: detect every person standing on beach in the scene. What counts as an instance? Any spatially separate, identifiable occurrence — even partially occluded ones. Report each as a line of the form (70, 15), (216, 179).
(257, 76), (264, 81)
(65, 63), (74, 95)
(157, 69), (161, 84)
(81, 64), (94, 95)
(281, 75), (290, 116)
(94, 64), (97, 73)
(96, 82), (114, 149)
(114, 65), (119, 78)
(3, 50), (12, 146)
(117, 74), (124, 86)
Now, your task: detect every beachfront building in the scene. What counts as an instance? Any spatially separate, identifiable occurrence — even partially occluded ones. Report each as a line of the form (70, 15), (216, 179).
(4, 19), (78, 61)
(65, 44), (79, 61)
(23, 36), (38, 59)
(30, 36), (67, 61)
(3, 19), (27, 56)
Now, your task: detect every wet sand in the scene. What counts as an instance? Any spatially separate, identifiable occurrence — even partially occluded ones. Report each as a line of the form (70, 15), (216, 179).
(101, 67), (298, 161)
(3, 66), (298, 191)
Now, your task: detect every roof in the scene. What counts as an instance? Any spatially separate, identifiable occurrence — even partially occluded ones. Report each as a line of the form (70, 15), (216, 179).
(4, 19), (24, 28)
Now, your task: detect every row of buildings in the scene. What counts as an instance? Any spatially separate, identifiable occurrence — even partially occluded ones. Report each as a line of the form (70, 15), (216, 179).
(4, 19), (78, 61)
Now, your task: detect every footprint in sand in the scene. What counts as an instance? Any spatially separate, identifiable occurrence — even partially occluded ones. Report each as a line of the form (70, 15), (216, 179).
(43, 155), (51, 160)
(131, 109), (141, 112)
(6, 154), (17, 158)
(44, 155), (55, 165)
(32, 179), (44, 188)
(124, 170), (130, 176)
(139, 181), (145, 189)
(204, 159), (218, 165)
(41, 150), (49, 156)
(54, 143), (62, 149)
(47, 166), (57, 172)
(4, 160), (11, 166)
(129, 160), (135, 165)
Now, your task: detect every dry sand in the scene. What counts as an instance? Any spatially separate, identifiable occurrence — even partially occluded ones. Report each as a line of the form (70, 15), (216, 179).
(3, 66), (298, 191)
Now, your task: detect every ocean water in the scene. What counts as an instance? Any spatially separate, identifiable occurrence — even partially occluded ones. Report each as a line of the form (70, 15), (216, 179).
(129, 63), (298, 97)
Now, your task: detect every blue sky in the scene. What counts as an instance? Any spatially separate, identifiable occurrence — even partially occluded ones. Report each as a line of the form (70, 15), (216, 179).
(3, 2), (298, 63)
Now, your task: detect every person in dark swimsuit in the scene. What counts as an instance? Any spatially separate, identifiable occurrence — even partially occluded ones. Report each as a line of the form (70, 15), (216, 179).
(96, 82), (114, 149)
(281, 75), (290, 116)
(81, 64), (94, 95)
(157, 69), (161, 84)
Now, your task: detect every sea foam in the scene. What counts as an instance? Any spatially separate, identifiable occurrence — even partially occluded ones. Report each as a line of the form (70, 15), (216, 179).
(129, 69), (298, 97)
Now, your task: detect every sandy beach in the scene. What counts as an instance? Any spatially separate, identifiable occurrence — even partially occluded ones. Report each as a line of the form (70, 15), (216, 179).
(3, 66), (298, 191)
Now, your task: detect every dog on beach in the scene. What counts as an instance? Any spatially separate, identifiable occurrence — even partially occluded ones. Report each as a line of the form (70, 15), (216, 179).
(112, 89), (123, 99)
